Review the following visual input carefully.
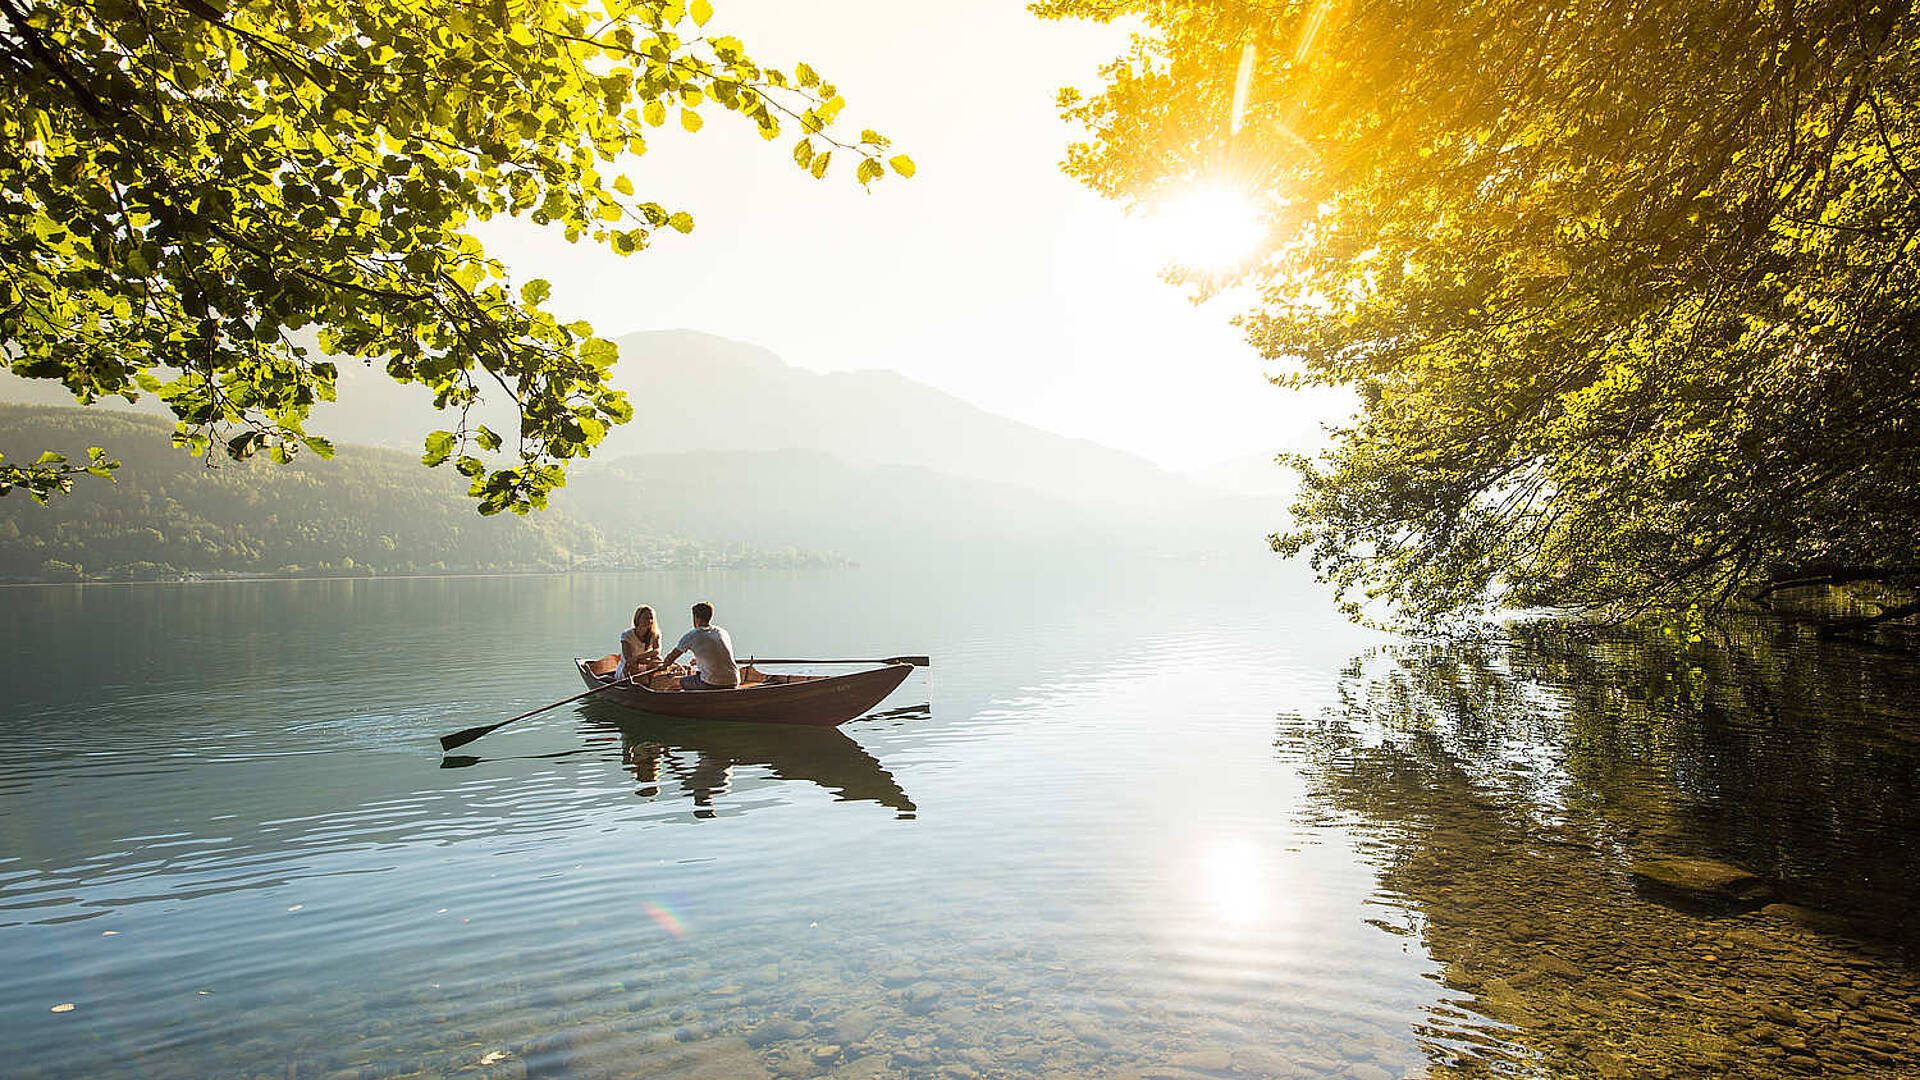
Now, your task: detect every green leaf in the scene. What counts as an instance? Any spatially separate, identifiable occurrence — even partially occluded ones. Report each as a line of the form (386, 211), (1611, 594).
(581, 337), (621, 367)
(520, 279), (553, 306)
(423, 430), (456, 467)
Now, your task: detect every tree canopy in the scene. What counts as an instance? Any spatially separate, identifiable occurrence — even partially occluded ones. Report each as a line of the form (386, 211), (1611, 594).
(1, 0), (911, 512)
(1039, 0), (1920, 625)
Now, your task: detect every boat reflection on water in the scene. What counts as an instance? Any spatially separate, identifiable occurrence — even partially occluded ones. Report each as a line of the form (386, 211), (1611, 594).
(580, 701), (921, 818)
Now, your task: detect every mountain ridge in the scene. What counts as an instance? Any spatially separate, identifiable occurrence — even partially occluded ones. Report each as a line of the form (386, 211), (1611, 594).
(582, 330), (1191, 507)
(0, 403), (1285, 579)
(1, 329), (1204, 507)
(0, 405), (850, 581)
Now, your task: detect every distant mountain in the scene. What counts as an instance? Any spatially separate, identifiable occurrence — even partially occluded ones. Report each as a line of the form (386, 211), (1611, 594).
(571, 449), (1110, 563)
(2, 331), (1290, 565)
(581, 331), (1191, 507)
(563, 447), (1284, 566)
(0, 407), (842, 582)
(1186, 453), (1297, 499)
(3, 330), (1193, 507)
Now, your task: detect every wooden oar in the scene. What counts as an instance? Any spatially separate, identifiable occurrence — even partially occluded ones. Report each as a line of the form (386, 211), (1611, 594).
(439, 666), (660, 752)
(746, 655), (930, 667)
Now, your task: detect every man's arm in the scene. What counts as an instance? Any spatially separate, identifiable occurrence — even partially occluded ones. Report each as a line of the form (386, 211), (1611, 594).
(661, 629), (698, 669)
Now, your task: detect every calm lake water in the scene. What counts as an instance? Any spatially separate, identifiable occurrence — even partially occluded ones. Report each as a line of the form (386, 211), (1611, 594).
(3, 558), (1917, 1080)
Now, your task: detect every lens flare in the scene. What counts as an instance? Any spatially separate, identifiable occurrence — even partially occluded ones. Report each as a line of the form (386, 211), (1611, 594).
(643, 900), (687, 938)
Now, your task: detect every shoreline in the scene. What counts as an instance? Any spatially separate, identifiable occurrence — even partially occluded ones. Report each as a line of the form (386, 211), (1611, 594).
(0, 565), (856, 588)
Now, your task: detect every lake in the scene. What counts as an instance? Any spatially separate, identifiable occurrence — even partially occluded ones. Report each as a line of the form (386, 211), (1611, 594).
(3, 557), (1918, 1080)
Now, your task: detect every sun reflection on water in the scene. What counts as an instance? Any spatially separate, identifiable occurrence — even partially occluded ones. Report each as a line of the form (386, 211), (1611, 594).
(1201, 835), (1270, 926)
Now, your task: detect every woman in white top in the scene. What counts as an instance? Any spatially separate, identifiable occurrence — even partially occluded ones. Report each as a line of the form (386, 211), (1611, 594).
(615, 605), (663, 680)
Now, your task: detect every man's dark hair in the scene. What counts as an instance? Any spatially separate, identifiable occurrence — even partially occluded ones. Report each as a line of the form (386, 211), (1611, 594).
(691, 601), (714, 622)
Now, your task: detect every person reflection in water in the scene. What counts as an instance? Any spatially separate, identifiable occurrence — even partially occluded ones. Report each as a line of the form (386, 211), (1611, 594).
(625, 739), (665, 798)
(684, 751), (732, 818)
(614, 604), (663, 681)
(660, 601), (740, 691)
(621, 738), (731, 814)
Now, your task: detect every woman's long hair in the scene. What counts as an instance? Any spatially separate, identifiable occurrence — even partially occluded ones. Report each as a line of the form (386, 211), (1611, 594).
(631, 605), (661, 651)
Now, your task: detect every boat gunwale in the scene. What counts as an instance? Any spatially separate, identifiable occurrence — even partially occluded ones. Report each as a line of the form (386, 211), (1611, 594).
(571, 657), (914, 727)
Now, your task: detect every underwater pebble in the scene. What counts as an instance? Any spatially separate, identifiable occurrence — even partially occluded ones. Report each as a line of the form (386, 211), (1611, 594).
(745, 1019), (808, 1048)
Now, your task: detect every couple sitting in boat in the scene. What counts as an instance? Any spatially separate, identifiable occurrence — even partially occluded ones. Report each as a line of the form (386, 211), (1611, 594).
(617, 601), (740, 691)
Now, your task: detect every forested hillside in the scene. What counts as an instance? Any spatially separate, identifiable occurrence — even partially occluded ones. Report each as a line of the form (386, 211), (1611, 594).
(0, 408), (840, 582)
(566, 448), (1275, 565)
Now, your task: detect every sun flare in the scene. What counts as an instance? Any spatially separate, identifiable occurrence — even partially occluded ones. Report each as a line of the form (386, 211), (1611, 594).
(1145, 185), (1268, 273)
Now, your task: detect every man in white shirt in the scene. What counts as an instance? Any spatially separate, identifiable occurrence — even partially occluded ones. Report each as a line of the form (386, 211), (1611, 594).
(661, 601), (740, 690)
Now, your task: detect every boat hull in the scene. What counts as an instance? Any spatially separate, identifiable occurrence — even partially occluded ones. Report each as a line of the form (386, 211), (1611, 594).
(572, 658), (913, 727)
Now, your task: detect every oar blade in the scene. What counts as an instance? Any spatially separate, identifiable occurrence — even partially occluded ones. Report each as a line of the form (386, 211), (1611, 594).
(440, 724), (499, 752)
(434, 666), (644, 751)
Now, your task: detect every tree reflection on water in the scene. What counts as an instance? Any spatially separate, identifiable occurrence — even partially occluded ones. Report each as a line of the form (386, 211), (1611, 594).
(1281, 617), (1920, 1078)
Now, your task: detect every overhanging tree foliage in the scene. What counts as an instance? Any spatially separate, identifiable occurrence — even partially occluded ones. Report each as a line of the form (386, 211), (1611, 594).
(1, 0), (911, 512)
(1040, 0), (1920, 625)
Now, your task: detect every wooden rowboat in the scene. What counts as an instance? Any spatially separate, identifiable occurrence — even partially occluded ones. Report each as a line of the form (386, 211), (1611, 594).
(573, 655), (914, 727)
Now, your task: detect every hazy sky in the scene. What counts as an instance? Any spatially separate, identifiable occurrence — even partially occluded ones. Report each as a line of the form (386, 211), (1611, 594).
(477, 0), (1348, 474)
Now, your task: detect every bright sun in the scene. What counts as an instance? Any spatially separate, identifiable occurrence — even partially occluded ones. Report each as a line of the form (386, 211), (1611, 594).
(1144, 185), (1268, 273)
